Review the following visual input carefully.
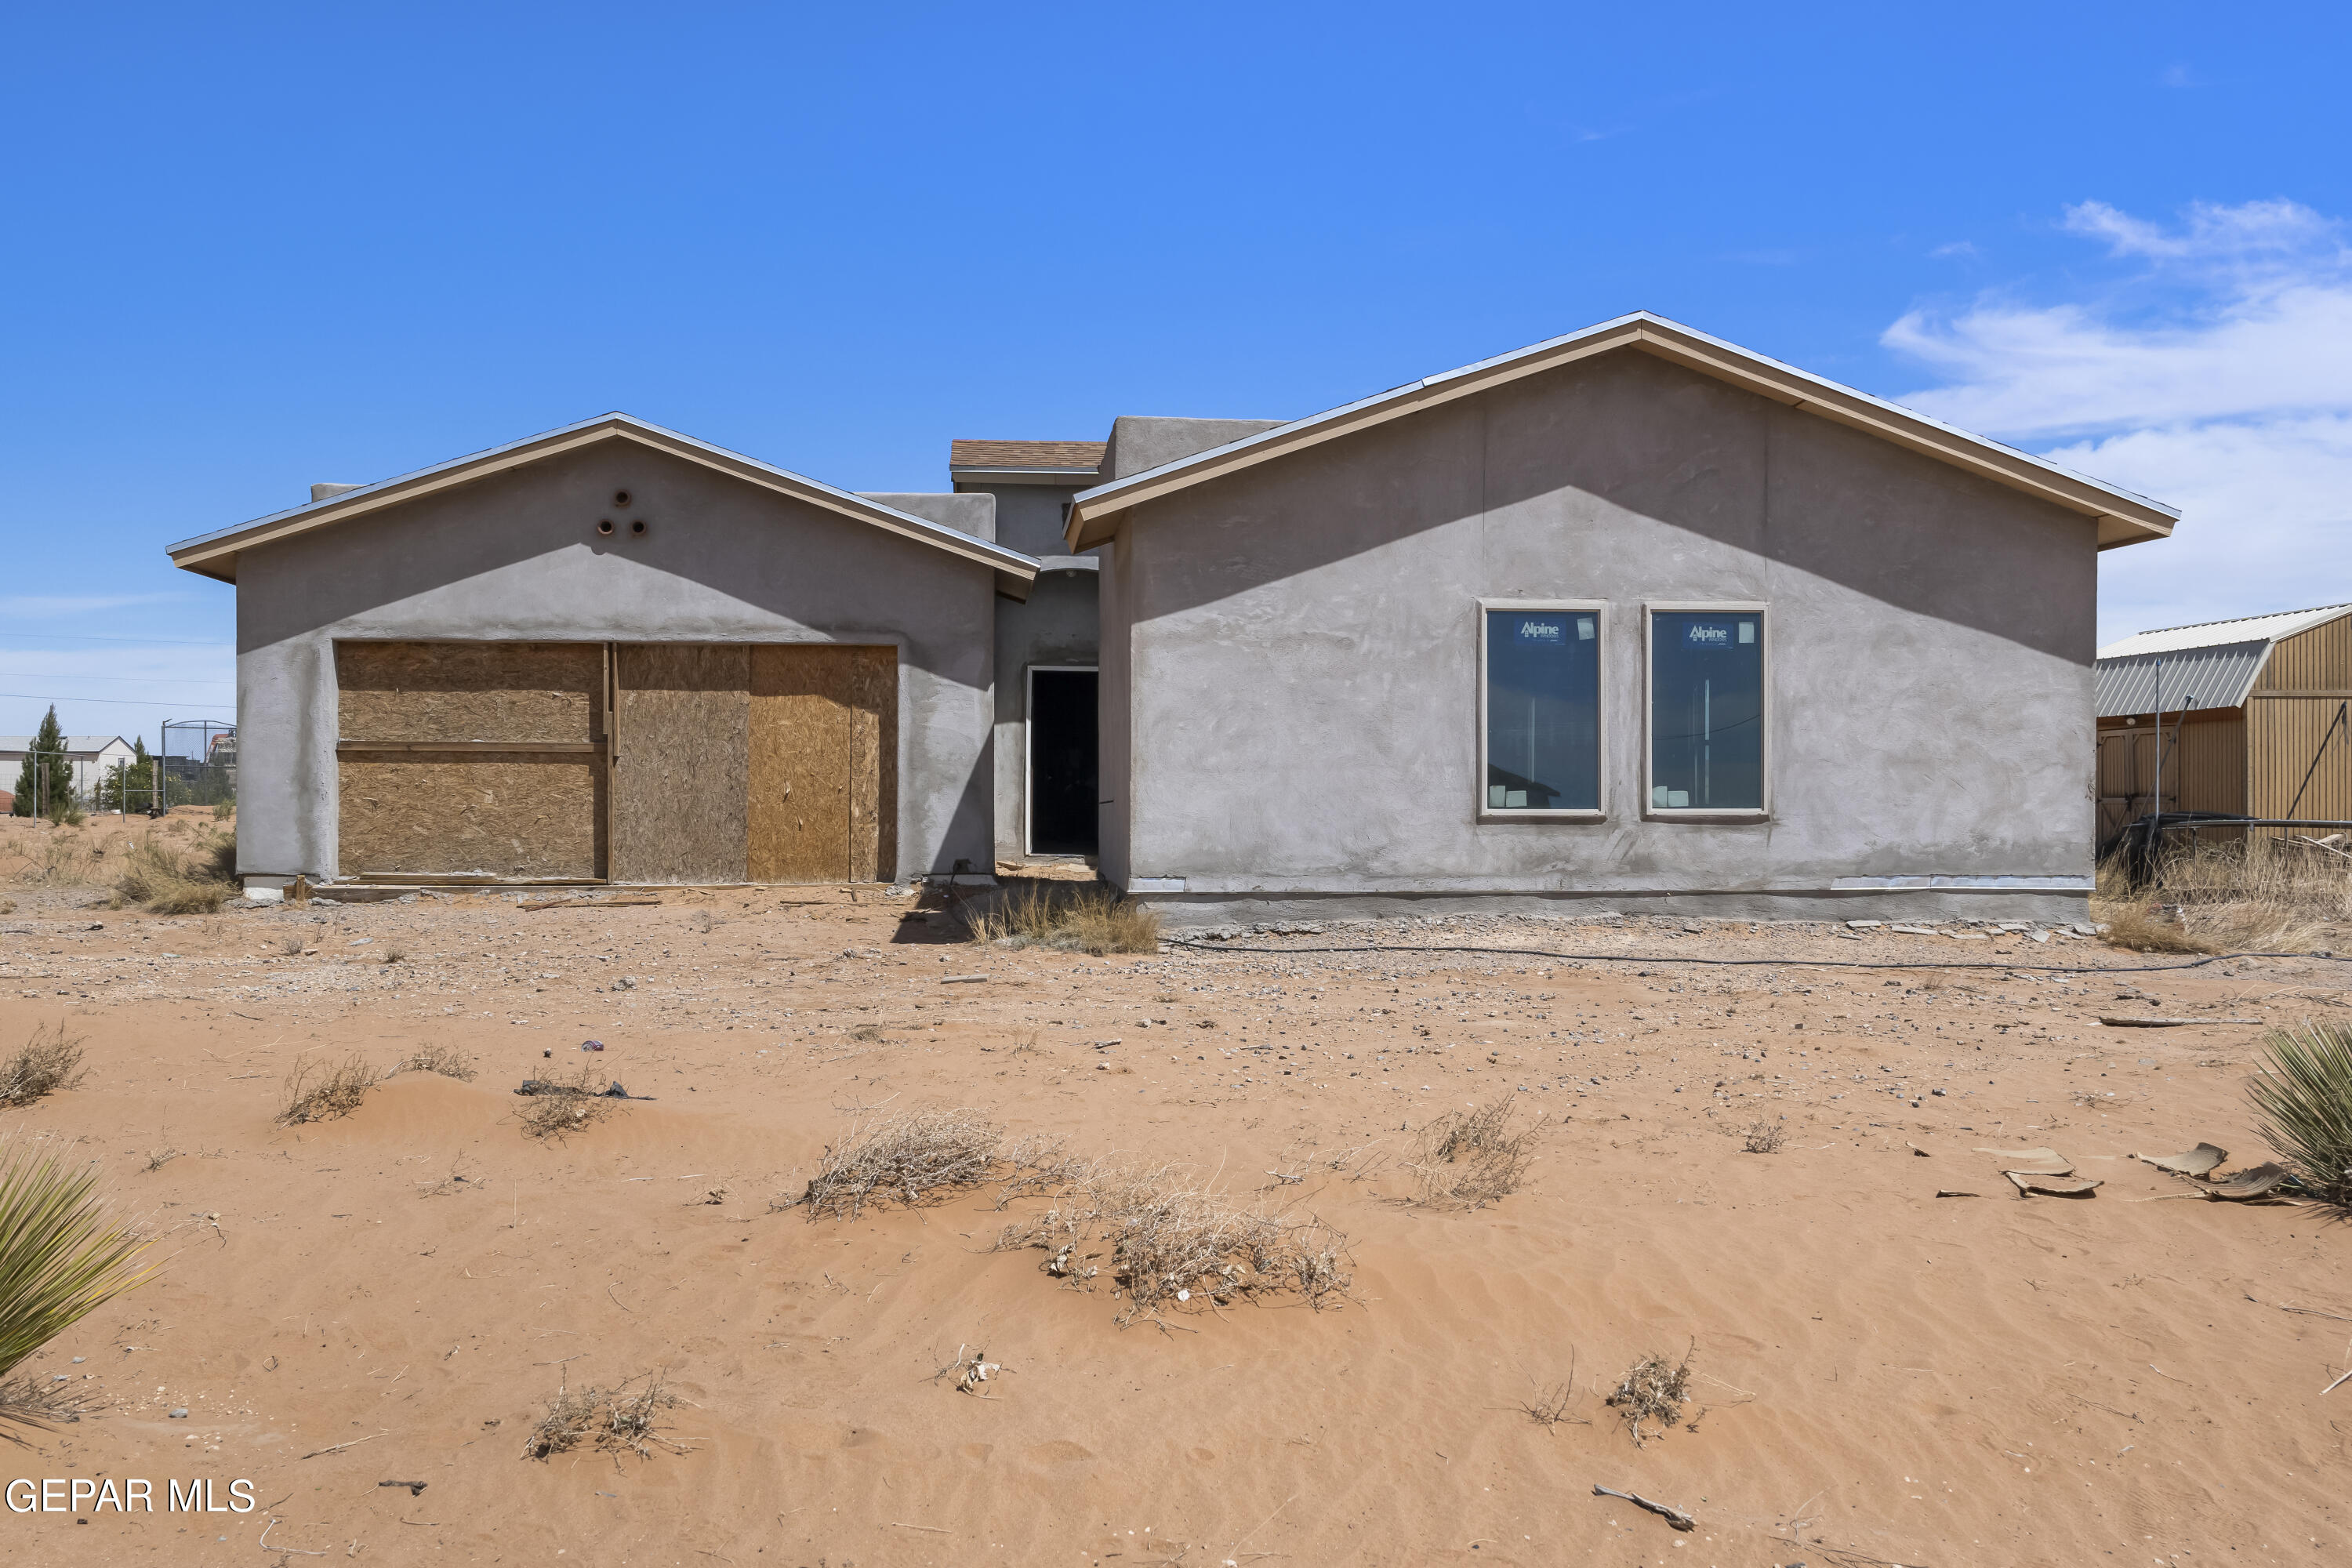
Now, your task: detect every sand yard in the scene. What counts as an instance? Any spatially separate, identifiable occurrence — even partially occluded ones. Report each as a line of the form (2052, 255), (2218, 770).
(1, 829), (2347, 1566)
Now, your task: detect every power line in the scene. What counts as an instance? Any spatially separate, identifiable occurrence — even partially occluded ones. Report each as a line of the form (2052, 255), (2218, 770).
(0, 670), (230, 687)
(0, 632), (230, 647)
(0, 691), (234, 710)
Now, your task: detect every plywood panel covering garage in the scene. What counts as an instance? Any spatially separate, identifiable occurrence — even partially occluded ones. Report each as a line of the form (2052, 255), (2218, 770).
(335, 641), (605, 878)
(612, 644), (751, 884)
(748, 644), (897, 882)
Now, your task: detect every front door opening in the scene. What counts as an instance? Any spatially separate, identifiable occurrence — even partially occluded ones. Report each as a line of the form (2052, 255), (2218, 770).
(1026, 666), (1098, 856)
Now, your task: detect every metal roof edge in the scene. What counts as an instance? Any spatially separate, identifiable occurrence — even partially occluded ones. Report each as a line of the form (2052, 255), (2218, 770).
(1063, 310), (2180, 549)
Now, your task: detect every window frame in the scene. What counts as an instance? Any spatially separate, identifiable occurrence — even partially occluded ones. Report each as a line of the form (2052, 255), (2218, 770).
(1475, 597), (1608, 822)
(1642, 600), (1771, 821)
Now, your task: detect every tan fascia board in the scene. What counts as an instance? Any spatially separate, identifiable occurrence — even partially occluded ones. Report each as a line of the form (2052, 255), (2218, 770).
(949, 466), (1101, 487)
(1065, 314), (2180, 551)
(169, 416), (1042, 586)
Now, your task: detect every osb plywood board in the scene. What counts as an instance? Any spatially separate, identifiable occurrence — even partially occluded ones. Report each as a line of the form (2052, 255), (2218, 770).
(845, 645), (896, 882)
(339, 756), (601, 879)
(336, 641), (600, 743)
(751, 647), (851, 881)
(612, 644), (749, 884)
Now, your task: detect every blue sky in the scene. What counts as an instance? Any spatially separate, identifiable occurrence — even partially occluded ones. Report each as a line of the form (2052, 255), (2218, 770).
(5, 2), (2350, 742)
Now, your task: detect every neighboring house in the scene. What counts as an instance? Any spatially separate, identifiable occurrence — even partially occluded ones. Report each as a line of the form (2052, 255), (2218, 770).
(2093, 603), (2352, 840)
(1062, 312), (2177, 924)
(0, 735), (136, 801)
(167, 312), (2182, 918)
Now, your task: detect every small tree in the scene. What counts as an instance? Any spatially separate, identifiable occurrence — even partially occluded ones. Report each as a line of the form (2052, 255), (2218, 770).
(9, 707), (72, 820)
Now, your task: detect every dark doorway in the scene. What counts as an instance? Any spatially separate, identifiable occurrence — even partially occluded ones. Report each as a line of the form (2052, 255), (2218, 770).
(1027, 666), (1098, 855)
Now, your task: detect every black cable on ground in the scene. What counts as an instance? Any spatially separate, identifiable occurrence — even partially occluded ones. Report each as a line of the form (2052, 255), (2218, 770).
(1164, 938), (2350, 977)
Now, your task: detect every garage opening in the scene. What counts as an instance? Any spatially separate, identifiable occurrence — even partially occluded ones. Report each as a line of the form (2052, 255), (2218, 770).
(1026, 666), (1098, 857)
(336, 641), (895, 884)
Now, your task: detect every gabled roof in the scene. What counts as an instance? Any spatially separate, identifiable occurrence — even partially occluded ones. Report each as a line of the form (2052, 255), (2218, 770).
(0, 735), (129, 755)
(2096, 603), (2352, 660)
(167, 414), (1043, 593)
(1064, 311), (2181, 552)
(2093, 604), (2352, 718)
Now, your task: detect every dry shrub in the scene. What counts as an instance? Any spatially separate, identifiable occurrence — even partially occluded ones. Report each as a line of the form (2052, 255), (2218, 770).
(1410, 1100), (1539, 1207)
(396, 1042), (475, 1082)
(522, 1371), (680, 1461)
(2096, 840), (2347, 953)
(0, 1373), (90, 1436)
(1741, 1120), (1786, 1155)
(1607, 1344), (1694, 1446)
(0, 1025), (86, 1108)
(1519, 1353), (1589, 1432)
(796, 1108), (1004, 1220)
(996, 1159), (1350, 1325)
(967, 881), (1161, 955)
(515, 1065), (623, 1140)
(2249, 1020), (2352, 1210)
(278, 1054), (376, 1125)
(3, 833), (96, 889)
(111, 832), (236, 915)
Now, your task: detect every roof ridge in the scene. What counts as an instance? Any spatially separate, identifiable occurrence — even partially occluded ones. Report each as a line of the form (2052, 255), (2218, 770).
(2132, 601), (2352, 637)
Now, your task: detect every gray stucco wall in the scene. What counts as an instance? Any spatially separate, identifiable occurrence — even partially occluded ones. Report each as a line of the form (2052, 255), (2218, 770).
(1098, 350), (2102, 924)
(233, 441), (1000, 884)
(967, 481), (1078, 558)
(1103, 417), (1285, 483)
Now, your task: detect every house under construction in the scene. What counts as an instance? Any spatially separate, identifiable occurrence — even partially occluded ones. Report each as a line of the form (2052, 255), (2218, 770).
(2095, 603), (2352, 842)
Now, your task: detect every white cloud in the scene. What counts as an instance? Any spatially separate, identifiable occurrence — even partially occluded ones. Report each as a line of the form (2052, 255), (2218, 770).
(0, 593), (183, 618)
(1882, 200), (2352, 642)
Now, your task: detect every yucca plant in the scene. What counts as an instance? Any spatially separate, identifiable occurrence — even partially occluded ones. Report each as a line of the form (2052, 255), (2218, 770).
(0, 1141), (156, 1437)
(2248, 1022), (2352, 1210)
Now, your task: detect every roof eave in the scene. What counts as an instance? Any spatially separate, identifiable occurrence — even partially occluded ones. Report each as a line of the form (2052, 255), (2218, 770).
(168, 414), (1043, 583)
(950, 466), (1102, 487)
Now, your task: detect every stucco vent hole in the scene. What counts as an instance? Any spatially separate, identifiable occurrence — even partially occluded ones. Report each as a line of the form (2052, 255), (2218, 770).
(597, 519), (615, 535)
(613, 490), (631, 506)
(630, 519), (648, 537)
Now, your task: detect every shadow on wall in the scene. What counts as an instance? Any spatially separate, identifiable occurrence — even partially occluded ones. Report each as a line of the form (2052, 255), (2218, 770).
(1123, 351), (2097, 664)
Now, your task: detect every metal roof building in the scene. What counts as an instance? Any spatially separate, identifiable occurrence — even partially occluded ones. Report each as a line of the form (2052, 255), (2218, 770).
(2093, 604), (2352, 838)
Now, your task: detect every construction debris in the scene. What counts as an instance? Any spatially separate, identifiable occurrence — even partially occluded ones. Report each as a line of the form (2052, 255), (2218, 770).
(1592, 1483), (1695, 1531)
(2137, 1143), (2228, 1178)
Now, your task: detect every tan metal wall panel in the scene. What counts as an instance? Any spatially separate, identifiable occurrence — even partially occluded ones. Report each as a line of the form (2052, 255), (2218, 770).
(2092, 715), (2245, 818)
(2178, 714), (2247, 815)
(611, 645), (750, 884)
(2253, 615), (2352, 694)
(2249, 697), (2352, 819)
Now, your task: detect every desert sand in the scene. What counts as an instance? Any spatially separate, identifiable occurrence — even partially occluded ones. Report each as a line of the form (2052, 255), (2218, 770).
(0, 816), (2347, 1566)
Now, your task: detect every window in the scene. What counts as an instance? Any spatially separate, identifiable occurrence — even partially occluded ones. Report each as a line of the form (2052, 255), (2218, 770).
(1480, 604), (1602, 814)
(1646, 605), (1766, 814)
